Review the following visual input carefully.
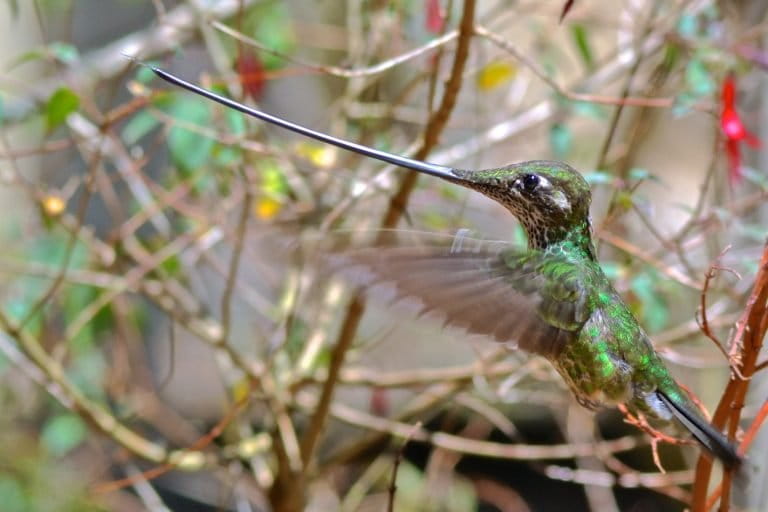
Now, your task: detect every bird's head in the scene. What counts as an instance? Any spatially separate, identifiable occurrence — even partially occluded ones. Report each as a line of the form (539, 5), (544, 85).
(452, 161), (594, 252)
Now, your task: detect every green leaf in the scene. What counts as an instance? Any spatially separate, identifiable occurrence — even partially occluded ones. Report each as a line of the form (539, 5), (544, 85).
(69, 350), (107, 397)
(0, 476), (27, 512)
(512, 223), (527, 247)
(121, 110), (159, 145)
(214, 145), (242, 167)
(421, 211), (450, 231)
(571, 24), (594, 69)
(685, 58), (715, 97)
(739, 223), (768, 243)
(45, 87), (79, 131)
(438, 182), (463, 201)
(243, 2), (295, 69)
(677, 13), (698, 37)
(260, 161), (288, 197)
(35, 0), (72, 11)
(394, 461), (476, 511)
(5, 0), (19, 19)
(225, 108), (247, 137)
(615, 190), (634, 210)
(549, 122), (572, 158)
(62, 284), (98, 352)
(583, 171), (613, 185)
(7, 41), (76, 69)
(662, 43), (680, 70)
(628, 168), (649, 181)
(159, 253), (182, 276)
(741, 166), (768, 187)
(49, 42), (79, 64)
(672, 92), (697, 117)
(0, 347), (8, 373)
(134, 61), (158, 84)
(41, 414), (87, 456)
(628, 167), (660, 182)
(6, 49), (46, 70)
(571, 100), (606, 119)
(599, 261), (621, 280)
(167, 96), (214, 172)
(631, 273), (668, 332)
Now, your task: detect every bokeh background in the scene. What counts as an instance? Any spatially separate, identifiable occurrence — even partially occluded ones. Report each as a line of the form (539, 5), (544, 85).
(1, 1), (767, 511)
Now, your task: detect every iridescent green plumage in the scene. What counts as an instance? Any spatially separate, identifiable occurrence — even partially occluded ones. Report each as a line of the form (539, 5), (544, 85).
(331, 162), (739, 468)
(152, 67), (741, 468)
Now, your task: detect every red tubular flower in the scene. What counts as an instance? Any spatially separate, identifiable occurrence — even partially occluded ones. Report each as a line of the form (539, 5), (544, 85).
(720, 74), (760, 184)
(235, 48), (266, 101)
(426, 0), (445, 34)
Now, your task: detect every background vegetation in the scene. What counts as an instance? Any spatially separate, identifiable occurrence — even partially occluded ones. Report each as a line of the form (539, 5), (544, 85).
(1, 1), (767, 510)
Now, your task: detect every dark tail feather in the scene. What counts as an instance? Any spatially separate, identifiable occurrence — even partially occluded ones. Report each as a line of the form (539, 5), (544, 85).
(657, 390), (742, 469)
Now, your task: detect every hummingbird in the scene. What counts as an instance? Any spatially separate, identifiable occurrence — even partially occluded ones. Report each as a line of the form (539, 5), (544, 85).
(150, 66), (741, 468)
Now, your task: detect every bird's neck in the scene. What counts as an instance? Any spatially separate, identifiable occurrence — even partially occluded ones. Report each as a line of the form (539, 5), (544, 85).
(527, 219), (597, 261)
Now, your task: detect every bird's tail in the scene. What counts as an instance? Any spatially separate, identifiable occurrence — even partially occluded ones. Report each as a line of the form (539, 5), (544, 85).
(657, 389), (741, 469)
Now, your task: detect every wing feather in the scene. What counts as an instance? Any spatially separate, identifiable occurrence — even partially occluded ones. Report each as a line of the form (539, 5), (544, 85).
(323, 233), (592, 358)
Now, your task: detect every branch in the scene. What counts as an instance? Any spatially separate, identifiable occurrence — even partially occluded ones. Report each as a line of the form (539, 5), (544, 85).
(387, 422), (422, 512)
(4, 0), (258, 123)
(0, 312), (184, 466)
(212, 20), (460, 79)
(690, 242), (768, 511)
(298, 0), (478, 471)
(324, 399), (642, 460)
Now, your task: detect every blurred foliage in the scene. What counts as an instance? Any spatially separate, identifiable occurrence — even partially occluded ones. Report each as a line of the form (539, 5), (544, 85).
(0, 0), (766, 511)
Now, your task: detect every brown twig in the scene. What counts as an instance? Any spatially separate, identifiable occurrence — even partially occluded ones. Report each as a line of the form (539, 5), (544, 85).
(220, 168), (253, 342)
(697, 246), (746, 378)
(0, 138), (74, 159)
(0, 311), (173, 465)
(738, 398), (768, 457)
(690, 242), (768, 511)
(595, 0), (659, 173)
(14, 138), (101, 330)
(299, 295), (365, 466)
(92, 382), (253, 494)
(298, 0), (478, 474)
(386, 421), (422, 512)
(325, 399), (642, 461)
(475, 24), (676, 109)
(700, 398), (768, 510)
(597, 230), (703, 290)
(212, 20), (460, 79)
(618, 404), (693, 474)
(379, 0), (476, 230)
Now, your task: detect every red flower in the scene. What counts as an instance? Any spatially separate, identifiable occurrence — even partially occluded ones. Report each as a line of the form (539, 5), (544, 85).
(235, 48), (266, 101)
(426, 0), (445, 34)
(720, 74), (760, 184)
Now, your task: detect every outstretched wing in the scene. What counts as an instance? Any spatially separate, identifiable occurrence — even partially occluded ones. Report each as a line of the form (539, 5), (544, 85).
(324, 232), (592, 358)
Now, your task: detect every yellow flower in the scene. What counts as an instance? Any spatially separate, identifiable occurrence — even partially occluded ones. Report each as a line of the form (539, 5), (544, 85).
(476, 60), (516, 91)
(255, 197), (281, 219)
(42, 195), (66, 216)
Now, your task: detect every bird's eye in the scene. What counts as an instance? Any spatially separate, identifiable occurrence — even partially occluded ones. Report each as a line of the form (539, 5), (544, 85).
(521, 174), (540, 192)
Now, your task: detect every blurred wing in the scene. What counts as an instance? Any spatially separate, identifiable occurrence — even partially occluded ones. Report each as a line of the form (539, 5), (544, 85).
(324, 232), (592, 358)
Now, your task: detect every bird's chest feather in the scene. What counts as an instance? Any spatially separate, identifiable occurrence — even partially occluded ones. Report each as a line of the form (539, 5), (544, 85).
(553, 301), (648, 409)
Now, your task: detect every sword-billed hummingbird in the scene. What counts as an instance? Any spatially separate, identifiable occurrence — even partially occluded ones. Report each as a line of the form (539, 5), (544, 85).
(150, 67), (741, 468)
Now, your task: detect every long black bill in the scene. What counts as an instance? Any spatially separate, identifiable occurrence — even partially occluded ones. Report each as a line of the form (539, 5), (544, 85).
(150, 67), (461, 181)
